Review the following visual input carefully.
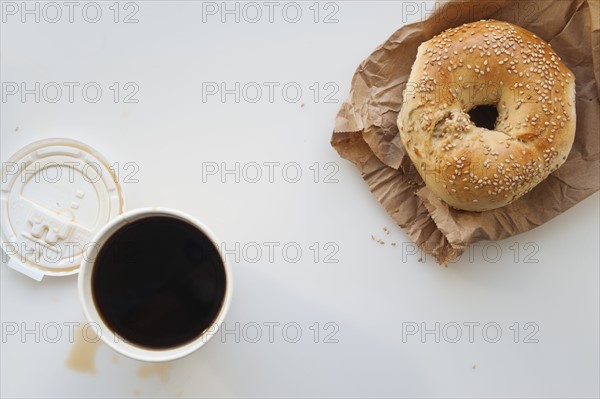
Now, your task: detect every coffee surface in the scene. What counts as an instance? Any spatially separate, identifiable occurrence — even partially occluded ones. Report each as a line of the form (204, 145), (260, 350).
(92, 216), (226, 349)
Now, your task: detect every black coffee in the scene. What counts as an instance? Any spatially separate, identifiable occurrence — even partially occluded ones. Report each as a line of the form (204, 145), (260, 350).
(92, 216), (227, 349)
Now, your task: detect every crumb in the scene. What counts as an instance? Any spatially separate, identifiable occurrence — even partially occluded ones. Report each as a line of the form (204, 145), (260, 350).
(300, 102), (305, 108)
(377, 239), (385, 245)
(391, 243), (397, 246)
(472, 362), (477, 369)
(383, 227), (389, 235)
(393, 208), (399, 213)
(371, 235), (375, 241)
(15, 126), (19, 133)
(418, 257), (423, 262)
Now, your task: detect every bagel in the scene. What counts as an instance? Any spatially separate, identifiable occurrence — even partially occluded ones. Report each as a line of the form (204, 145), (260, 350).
(397, 20), (576, 211)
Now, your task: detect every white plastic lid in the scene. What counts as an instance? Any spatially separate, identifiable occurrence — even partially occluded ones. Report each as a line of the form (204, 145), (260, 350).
(1, 138), (125, 281)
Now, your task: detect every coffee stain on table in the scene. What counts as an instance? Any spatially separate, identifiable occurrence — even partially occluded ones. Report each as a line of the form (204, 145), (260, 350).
(137, 362), (173, 383)
(111, 352), (121, 364)
(65, 324), (102, 374)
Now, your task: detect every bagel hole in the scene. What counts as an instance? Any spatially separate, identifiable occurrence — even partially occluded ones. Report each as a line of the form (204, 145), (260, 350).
(468, 104), (499, 130)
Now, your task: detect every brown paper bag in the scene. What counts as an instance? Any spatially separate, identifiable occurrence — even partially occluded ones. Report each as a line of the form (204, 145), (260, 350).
(331, 0), (600, 264)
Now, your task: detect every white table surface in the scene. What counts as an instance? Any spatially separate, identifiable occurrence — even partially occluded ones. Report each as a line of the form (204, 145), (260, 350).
(1, 1), (599, 398)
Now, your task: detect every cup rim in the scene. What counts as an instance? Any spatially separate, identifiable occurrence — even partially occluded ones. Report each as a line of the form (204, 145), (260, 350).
(77, 207), (232, 362)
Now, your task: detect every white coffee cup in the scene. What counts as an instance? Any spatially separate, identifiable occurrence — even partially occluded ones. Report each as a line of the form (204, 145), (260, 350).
(78, 207), (232, 362)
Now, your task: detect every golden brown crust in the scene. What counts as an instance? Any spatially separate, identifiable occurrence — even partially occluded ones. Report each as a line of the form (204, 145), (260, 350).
(397, 20), (576, 211)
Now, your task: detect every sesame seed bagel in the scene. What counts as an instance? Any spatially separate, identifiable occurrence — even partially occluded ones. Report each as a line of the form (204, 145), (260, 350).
(397, 20), (576, 212)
